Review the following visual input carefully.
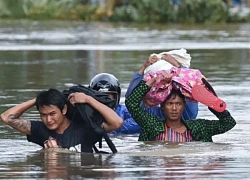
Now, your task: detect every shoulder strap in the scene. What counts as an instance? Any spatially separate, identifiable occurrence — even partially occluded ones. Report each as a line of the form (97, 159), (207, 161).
(76, 103), (117, 153)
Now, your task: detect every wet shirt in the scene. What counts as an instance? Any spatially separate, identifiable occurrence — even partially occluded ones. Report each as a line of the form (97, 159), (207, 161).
(27, 121), (102, 153)
(125, 81), (236, 142)
(109, 104), (140, 135)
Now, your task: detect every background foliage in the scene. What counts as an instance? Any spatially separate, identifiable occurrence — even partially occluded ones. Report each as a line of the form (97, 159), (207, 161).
(0, 0), (249, 23)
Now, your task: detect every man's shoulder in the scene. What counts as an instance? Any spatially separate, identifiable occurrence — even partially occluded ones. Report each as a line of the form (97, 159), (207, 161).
(30, 120), (43, 124)
(30, 120), (47, 129)
(28, 120), (51, 146)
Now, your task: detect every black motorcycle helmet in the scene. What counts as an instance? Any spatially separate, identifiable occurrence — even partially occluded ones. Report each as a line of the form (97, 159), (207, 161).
(89, 73), (121, 108)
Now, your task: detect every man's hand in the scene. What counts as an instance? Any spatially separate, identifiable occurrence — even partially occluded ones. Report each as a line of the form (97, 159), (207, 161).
(68, 92), (90, 105)
(161, 54), (181, 68)
(44, 137), (61, 148)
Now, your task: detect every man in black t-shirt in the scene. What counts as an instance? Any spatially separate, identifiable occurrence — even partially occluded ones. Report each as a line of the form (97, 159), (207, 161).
(0, 88), (123, 153)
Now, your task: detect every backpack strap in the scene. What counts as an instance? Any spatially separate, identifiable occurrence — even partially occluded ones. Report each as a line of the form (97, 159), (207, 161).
(75, 103), (118, 154)
(93, 145), (110, 154)
(92, 132), (118, 154)
(103, 132), (117, 153)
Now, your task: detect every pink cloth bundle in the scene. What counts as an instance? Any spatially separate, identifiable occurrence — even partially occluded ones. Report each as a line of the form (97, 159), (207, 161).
(143, 67), (206, 107)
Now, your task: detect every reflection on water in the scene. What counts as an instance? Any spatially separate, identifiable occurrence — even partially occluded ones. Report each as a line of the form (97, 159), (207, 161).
(0, 20), (250, 179)
(1, 144), (250, 179)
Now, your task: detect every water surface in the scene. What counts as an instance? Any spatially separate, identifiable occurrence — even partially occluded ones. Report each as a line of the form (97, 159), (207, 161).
(0, 20), (249, 179)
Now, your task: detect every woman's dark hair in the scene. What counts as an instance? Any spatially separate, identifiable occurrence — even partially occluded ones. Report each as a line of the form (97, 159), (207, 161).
(36, 88), (67, 112)
(161, 89), (186, 107)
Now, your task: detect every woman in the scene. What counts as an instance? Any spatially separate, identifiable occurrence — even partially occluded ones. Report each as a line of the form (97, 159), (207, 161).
(125, 48), (198, 120)
(125, 73), (236, 142)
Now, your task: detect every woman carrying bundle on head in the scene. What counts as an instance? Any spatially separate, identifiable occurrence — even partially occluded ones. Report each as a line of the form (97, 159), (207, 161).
(142, 48), (226, 112)
(125, 49), (236, 142)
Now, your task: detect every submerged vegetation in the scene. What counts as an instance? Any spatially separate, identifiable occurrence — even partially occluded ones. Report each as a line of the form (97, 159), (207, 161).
(0, 0), (249, 23)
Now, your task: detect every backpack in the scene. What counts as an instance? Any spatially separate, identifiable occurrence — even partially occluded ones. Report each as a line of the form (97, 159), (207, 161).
(62, 85), (117, 153)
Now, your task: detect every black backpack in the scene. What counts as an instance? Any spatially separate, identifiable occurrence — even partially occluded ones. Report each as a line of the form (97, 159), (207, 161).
(62, 85), (117, 153)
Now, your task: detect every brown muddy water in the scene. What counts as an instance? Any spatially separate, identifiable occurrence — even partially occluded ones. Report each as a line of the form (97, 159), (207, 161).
(0, 20), (249, 179)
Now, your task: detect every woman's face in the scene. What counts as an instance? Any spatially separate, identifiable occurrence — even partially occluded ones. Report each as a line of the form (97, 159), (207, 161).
(162, 95), (185, 121)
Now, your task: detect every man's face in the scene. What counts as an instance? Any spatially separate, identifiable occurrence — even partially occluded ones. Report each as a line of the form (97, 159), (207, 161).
(107, 93), (116, 100)
(107, 92), (117, 110)
(39, 105), (66, 130)
(162, 95), (185, 121)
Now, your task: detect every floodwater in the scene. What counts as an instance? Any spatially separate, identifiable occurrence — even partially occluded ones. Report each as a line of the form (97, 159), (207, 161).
(0, 20), (249, 179)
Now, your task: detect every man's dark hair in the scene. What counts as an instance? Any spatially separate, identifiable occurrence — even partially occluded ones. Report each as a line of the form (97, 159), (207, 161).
(36, 88), (67, 112)
(161, 89), (186, 107)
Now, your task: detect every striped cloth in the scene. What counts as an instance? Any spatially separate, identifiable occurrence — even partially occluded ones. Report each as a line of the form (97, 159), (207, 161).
(155, 124), (193, 142)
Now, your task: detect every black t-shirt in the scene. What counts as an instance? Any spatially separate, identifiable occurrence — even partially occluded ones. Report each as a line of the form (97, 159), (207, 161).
(27, 121), (102, 153)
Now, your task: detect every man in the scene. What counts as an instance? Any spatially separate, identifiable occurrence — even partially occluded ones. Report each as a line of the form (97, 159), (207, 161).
(125, 73), (236, 142)
(125, 49), (198, 120)
(0, 88), (122, 152)
(89, 73), (140, 135)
